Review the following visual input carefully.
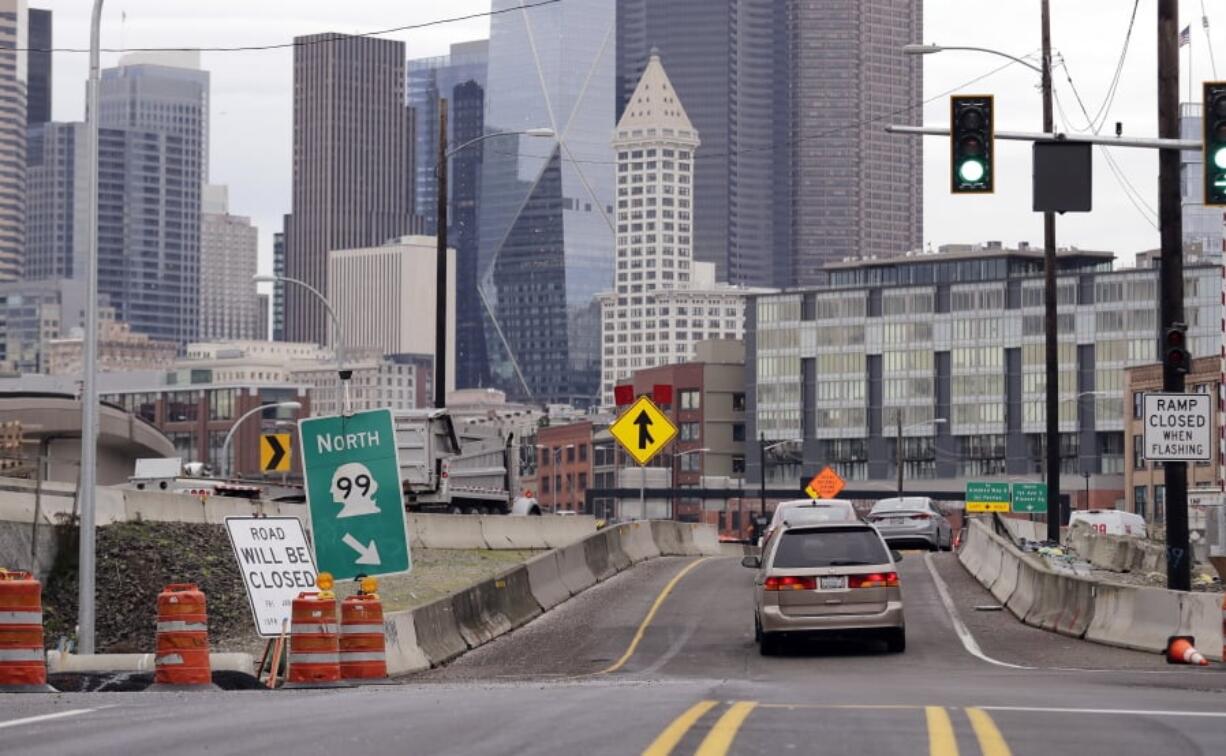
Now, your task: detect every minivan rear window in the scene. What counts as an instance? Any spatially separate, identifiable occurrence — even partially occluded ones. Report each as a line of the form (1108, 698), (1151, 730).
(772, 528), (890, 568)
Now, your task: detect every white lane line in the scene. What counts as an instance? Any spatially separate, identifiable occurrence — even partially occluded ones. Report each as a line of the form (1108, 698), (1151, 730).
(980, 706), (1226, 719)
(0, 708), (102, 730)
(923, 552), (1032, 670)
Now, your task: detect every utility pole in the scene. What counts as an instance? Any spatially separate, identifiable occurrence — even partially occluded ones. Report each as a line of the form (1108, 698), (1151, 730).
(1040, 0), (1062, 544)
(896, 411), (904, 498)
(434, 98), (449, 410)
(1158, 0), (1190, 591)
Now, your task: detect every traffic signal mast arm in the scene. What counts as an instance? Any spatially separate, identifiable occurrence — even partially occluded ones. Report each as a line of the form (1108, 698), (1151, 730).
(887, 124), (1201, 151)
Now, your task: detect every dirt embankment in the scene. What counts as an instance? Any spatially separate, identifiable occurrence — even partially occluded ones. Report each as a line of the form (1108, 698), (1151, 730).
(41, 521), (538, 656)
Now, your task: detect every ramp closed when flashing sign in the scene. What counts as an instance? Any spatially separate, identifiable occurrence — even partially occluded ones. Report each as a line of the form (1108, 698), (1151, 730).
(1142, 392), (1212, 462)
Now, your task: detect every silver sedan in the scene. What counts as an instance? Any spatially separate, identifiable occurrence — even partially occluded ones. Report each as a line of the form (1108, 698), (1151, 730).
(865, 497), (953, 551)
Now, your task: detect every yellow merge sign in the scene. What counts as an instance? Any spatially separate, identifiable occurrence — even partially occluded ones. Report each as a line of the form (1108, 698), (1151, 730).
(260, 433), (292, 473)
(610, 395), (678, 466)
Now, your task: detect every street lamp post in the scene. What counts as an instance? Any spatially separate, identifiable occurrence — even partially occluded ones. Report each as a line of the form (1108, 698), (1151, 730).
(219, 401), (302, 479)
(254, 274), (350, 415)
(672, 447), (709, 520)
(904, 23), (1061, 544)
(895, 415), (948, 497)
(77, 0), (106, 656)
(433, 102), (552, 409)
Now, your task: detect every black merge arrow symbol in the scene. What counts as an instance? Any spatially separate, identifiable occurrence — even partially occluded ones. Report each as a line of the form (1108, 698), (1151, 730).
(633, 410), (654, 449)
(265, 436), (286, 471)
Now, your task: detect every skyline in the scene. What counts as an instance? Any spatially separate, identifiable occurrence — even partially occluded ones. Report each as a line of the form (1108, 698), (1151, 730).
(27, 1), (1226, 276)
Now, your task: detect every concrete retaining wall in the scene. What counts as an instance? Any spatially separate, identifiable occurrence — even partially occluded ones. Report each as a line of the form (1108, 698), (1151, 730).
(382, 520), (723, 675)
(961, 517), (1224, 660)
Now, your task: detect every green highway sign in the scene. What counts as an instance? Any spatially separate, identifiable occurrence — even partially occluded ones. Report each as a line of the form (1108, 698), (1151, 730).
(299, 408), (410, 580)
(1010, 482), (1048, 514)
(965, 481), (1011, 513)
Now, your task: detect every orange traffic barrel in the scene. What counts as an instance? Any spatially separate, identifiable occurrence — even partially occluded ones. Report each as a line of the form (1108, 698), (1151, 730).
(340, 594), (387, 681)
(284, 592), (347, 687)
(0, 569), (53, 693)
(153, 583), (213, 688)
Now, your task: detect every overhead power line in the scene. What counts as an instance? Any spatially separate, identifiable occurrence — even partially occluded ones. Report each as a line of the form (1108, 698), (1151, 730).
(1, 0), (563, 53)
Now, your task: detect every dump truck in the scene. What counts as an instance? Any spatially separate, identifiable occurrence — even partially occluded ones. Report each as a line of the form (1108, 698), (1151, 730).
(394, 409), (541, 515)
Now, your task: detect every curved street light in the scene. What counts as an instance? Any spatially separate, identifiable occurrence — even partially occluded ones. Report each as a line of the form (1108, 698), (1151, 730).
(253, 273), (351, 415)
(220, 401), (303, 479)
(901, 43), (1043, 75)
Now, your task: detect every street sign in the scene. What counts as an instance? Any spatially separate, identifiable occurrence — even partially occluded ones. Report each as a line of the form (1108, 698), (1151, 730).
(805, 467), (845, 499)
(1011, 482), (1048, 514)
(1142, 392), (1212, 462)
(965, 481), (1011, 513)
(223, 517), (317, 637)
(260, 433), (292, 473)
(610, 395), (678, 466)
(299, 409), (411, 580)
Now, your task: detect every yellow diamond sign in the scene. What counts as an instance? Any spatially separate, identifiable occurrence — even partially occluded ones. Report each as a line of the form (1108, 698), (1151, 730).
(610, 395), (678, 466)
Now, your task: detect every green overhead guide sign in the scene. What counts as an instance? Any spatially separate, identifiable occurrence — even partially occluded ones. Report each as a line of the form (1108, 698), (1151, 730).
(299, 408), (411, 580)
(965, 482), (1011, 513)
(964, 481), (1049, 514)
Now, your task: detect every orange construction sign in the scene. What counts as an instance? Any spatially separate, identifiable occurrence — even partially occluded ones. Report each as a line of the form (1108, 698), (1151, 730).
(805, 466), (845, 500)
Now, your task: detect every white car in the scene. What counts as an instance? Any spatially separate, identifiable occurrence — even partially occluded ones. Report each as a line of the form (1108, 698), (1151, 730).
(759, 499), (859, 547)
(1069, 509), (1147, 538)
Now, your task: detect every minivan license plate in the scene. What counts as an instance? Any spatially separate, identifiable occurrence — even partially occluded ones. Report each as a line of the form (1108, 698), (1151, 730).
(819, 576), (847, 590)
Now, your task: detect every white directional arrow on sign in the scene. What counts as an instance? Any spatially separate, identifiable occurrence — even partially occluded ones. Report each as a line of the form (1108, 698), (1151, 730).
(342, 533), (382, 565)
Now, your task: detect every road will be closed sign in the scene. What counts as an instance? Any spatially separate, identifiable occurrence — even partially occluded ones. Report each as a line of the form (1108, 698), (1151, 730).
(224, 516), (318, 637)
(1143, 392), (1212, 462)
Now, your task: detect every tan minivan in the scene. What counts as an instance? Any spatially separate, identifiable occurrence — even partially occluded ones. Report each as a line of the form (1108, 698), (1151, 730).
(742, 521), (905, 655)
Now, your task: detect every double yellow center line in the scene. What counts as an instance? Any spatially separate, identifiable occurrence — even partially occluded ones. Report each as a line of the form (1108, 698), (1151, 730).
(644, 702), (1011, 756)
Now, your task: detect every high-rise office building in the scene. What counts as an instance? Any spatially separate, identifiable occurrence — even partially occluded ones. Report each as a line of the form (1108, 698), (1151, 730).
(407, 40), (489, 388)
(199, 184), (260, 341)
(0, 0), (27, 282)
(26, 7), (49, 126)
(285, 33), (416, 346)
(25, 120), (87, 281)
(272, 228), (285, 342)
(600, 52), (772, 406)
(786, 1), (923, 285)
(481, 0), (615, 406)
(408, 40), (488, 227)
(97, 54), (209, 347)
(616, 0), (787, 288)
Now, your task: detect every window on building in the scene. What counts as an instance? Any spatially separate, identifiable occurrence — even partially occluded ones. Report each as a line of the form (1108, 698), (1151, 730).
(1132, 434), (1146, 469)
(579, 444), (588, 462)
(542, 477), (550, 493)
(732, 392), (746, 412)
(566, 446), (575, 463)
(1134, 485), (1148, 519)
(1154, 485), (1166, 524)
(1132, 392), (1143, 419)
(679, 389), (701, 410)
(578, 472), (587, 490)
(732, 424), (746, 442)
(166, 391), (200, 423)
(732, 455), (746, 474)
(679, 422), (700, 441)
(208, 389), (235, 421)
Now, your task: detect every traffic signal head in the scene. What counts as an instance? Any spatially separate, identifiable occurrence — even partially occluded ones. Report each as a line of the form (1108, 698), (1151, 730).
(1164, 324), (1190, 374)
(1205, 82), (1226, 206)
(951, 95), (994, 193)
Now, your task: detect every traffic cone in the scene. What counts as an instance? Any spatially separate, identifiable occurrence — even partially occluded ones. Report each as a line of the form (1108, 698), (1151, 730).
(0, 569), (55, 692)
(1166, 636), (1209, 666)
(151, 583), (216, 690)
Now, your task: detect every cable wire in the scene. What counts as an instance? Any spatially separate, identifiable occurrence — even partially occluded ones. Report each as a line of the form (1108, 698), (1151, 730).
(2, 0), (563, 53)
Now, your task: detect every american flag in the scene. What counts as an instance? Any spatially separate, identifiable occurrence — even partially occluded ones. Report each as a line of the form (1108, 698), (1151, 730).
(1179, 25), (1192, 47)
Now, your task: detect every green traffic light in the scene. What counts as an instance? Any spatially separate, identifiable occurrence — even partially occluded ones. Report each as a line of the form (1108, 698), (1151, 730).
(1214, 146), (1226, 171)
(958, 159), (986, 184)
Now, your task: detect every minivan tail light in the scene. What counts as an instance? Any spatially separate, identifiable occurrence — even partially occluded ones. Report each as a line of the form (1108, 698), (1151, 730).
(764, 576), (817, 591)
(849, 572), (899, 589)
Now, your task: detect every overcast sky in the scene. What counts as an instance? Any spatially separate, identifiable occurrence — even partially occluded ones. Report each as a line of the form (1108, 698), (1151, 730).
(36, 1), (1224, 273)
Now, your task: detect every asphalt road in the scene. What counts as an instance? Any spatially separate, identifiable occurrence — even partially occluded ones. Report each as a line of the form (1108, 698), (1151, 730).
(3, 552), (1225, 755)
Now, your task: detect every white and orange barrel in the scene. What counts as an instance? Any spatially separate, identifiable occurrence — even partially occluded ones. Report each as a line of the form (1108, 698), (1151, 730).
(0, 569), (49, 691)
(340, 588), (386, 681)
(154, 583), (212, 686)
(287, 591), (341, 685)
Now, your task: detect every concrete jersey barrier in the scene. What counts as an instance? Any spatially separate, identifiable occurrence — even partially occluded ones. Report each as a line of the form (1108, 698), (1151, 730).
(524, 550), (571, 610)
(382, 611), (431, 675)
